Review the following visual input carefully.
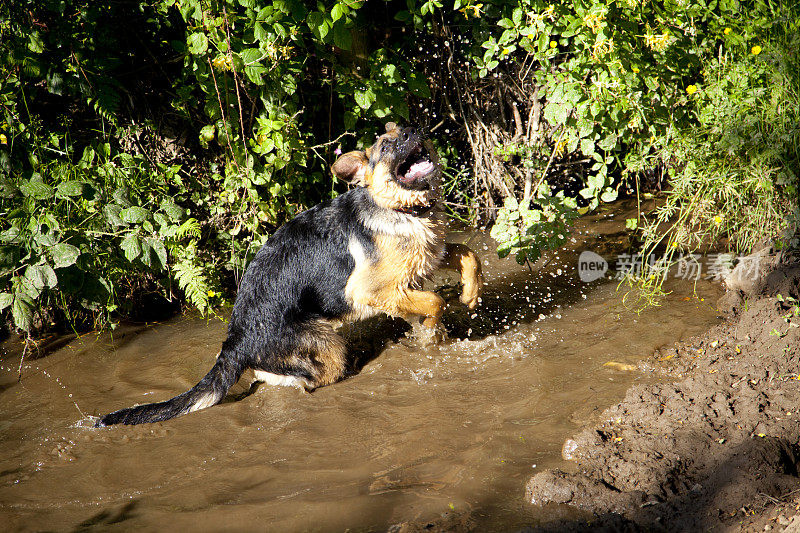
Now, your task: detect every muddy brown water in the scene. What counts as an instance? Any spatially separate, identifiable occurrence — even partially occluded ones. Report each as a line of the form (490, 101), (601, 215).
(0, 201), (723, 531)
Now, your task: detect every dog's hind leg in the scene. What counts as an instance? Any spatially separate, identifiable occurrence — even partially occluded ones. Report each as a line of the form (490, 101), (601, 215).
(255, 318), (348, 391)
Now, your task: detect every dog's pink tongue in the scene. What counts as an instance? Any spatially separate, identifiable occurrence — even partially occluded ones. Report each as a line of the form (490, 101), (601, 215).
(404, 160), (434, 181)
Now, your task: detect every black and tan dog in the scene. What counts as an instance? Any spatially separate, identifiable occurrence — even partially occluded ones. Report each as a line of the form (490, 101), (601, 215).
(95, 123), (483, 426)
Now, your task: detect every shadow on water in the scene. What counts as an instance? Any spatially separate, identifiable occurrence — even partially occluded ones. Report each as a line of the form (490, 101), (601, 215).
(72, 500), (139, 532)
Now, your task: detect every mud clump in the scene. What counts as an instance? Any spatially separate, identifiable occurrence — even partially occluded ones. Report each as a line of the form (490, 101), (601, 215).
(527, 259), (800, 531)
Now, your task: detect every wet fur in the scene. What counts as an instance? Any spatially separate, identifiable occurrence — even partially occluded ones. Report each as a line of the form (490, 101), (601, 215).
(95, 124), (482, 427)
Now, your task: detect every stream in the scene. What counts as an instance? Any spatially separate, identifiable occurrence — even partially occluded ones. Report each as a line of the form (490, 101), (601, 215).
(0, 200), (723, 531)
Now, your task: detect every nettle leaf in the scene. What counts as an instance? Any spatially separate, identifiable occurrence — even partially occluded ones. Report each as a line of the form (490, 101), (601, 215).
(50, 243), (80, 268)
(104, 204), (124, 226)
(25, 264), (57, 290)
(544, 101), (569, 125)
(121, 206), (151, 224)
(148, 238), (168, 270)
(187, 32), (209, 55)
(19, 179), (54, 200)
(55, 181), (85, 198)
(12, 293), (35, 332)
(120, 233), (141, 262)
(0, 292), (12, 310)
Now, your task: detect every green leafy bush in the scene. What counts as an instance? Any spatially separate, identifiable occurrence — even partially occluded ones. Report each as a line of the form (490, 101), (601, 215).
(632, 0), (799, 292)
(1, 0), (797, 335)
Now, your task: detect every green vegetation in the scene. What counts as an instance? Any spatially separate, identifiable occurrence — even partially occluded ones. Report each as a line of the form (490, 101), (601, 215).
(632, 3), (799, 295)
(1, 0), (797, 336)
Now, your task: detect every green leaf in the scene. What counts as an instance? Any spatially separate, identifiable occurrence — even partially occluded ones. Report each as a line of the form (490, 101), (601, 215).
(588, 173), (605, 190)
(600, 188), (618, 202)
(240, 48), (262, 65)
(598, 134), (617, 151)
(331, 3), (344, 21)
(104, 204), (124, 226)
(19, 179), (54, 200)
(245, 64), (267, 85)
(544, 102), (568, 125)
(580, 138), (595, 156)
(187, 32), (209, 55)
(25, 264), (57, 290)
(55, 181), (85, 198)
(0, 292), (12, 310)
(149, 238), (168, 270)
(121, 206), (151, 224)
(160, 199), (187, 222)
(50, 243), (80, 268)
(28, 32), (44, 53)
(12, 293), (35, 331)
(354, 88), (376, 110)
(121, 233), (141, 262)
(139, 239), (153, 268)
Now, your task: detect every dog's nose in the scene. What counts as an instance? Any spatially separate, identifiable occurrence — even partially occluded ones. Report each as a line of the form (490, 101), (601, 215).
(398, 127), (416, 144)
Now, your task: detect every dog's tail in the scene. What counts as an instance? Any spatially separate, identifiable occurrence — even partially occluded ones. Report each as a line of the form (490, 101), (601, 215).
(95, 349), (246, 427)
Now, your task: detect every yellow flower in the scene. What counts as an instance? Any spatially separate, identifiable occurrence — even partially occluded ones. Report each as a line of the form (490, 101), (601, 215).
(207, 290), (216, 297)
(686, 84), (697, 95)
(460, 3), (483, 18)
(714, 215), (723, 225)
(724, 27), (731, 35)
(644, 27), (672, 52)
(549, 40), (557, 48)
(583, 10), (606, 33)
(632, 66), (640, 73)
(0, 133), (6, 145)
(501, 47), (511, 56)
(554, 138), (568, 157)
(751, 45), (762, 55)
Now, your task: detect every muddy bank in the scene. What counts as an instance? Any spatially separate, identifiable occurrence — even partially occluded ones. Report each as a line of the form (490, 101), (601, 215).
(526, 257), (800, 532)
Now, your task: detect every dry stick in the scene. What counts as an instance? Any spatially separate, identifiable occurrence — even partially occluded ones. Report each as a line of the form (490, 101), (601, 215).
(222, 7), (247, 146)
(508, 96), (524, 139)
(208, 57), (240, 169)
(469, 107), (512, 199)
(17, 335), (33, 381)
(526, 126), (565, 204)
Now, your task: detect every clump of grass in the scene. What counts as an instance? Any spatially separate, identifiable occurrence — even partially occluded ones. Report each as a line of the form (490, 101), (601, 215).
(630, 3), (799, 300)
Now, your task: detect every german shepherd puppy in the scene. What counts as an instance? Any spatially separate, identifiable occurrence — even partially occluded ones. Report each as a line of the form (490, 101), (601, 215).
(95, 123), (483, 426)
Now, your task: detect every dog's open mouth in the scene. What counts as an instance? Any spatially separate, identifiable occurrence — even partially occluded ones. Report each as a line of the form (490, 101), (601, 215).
(396, 144), (435, 184)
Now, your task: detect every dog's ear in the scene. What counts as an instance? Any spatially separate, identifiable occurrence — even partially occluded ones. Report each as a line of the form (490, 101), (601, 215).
(385, 122), (397, 133)
(331, 150), (370, 186)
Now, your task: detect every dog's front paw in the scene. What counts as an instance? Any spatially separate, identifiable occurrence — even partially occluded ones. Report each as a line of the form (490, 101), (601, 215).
(459, 273), (483, 310)
(409, 321), (448, 346)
